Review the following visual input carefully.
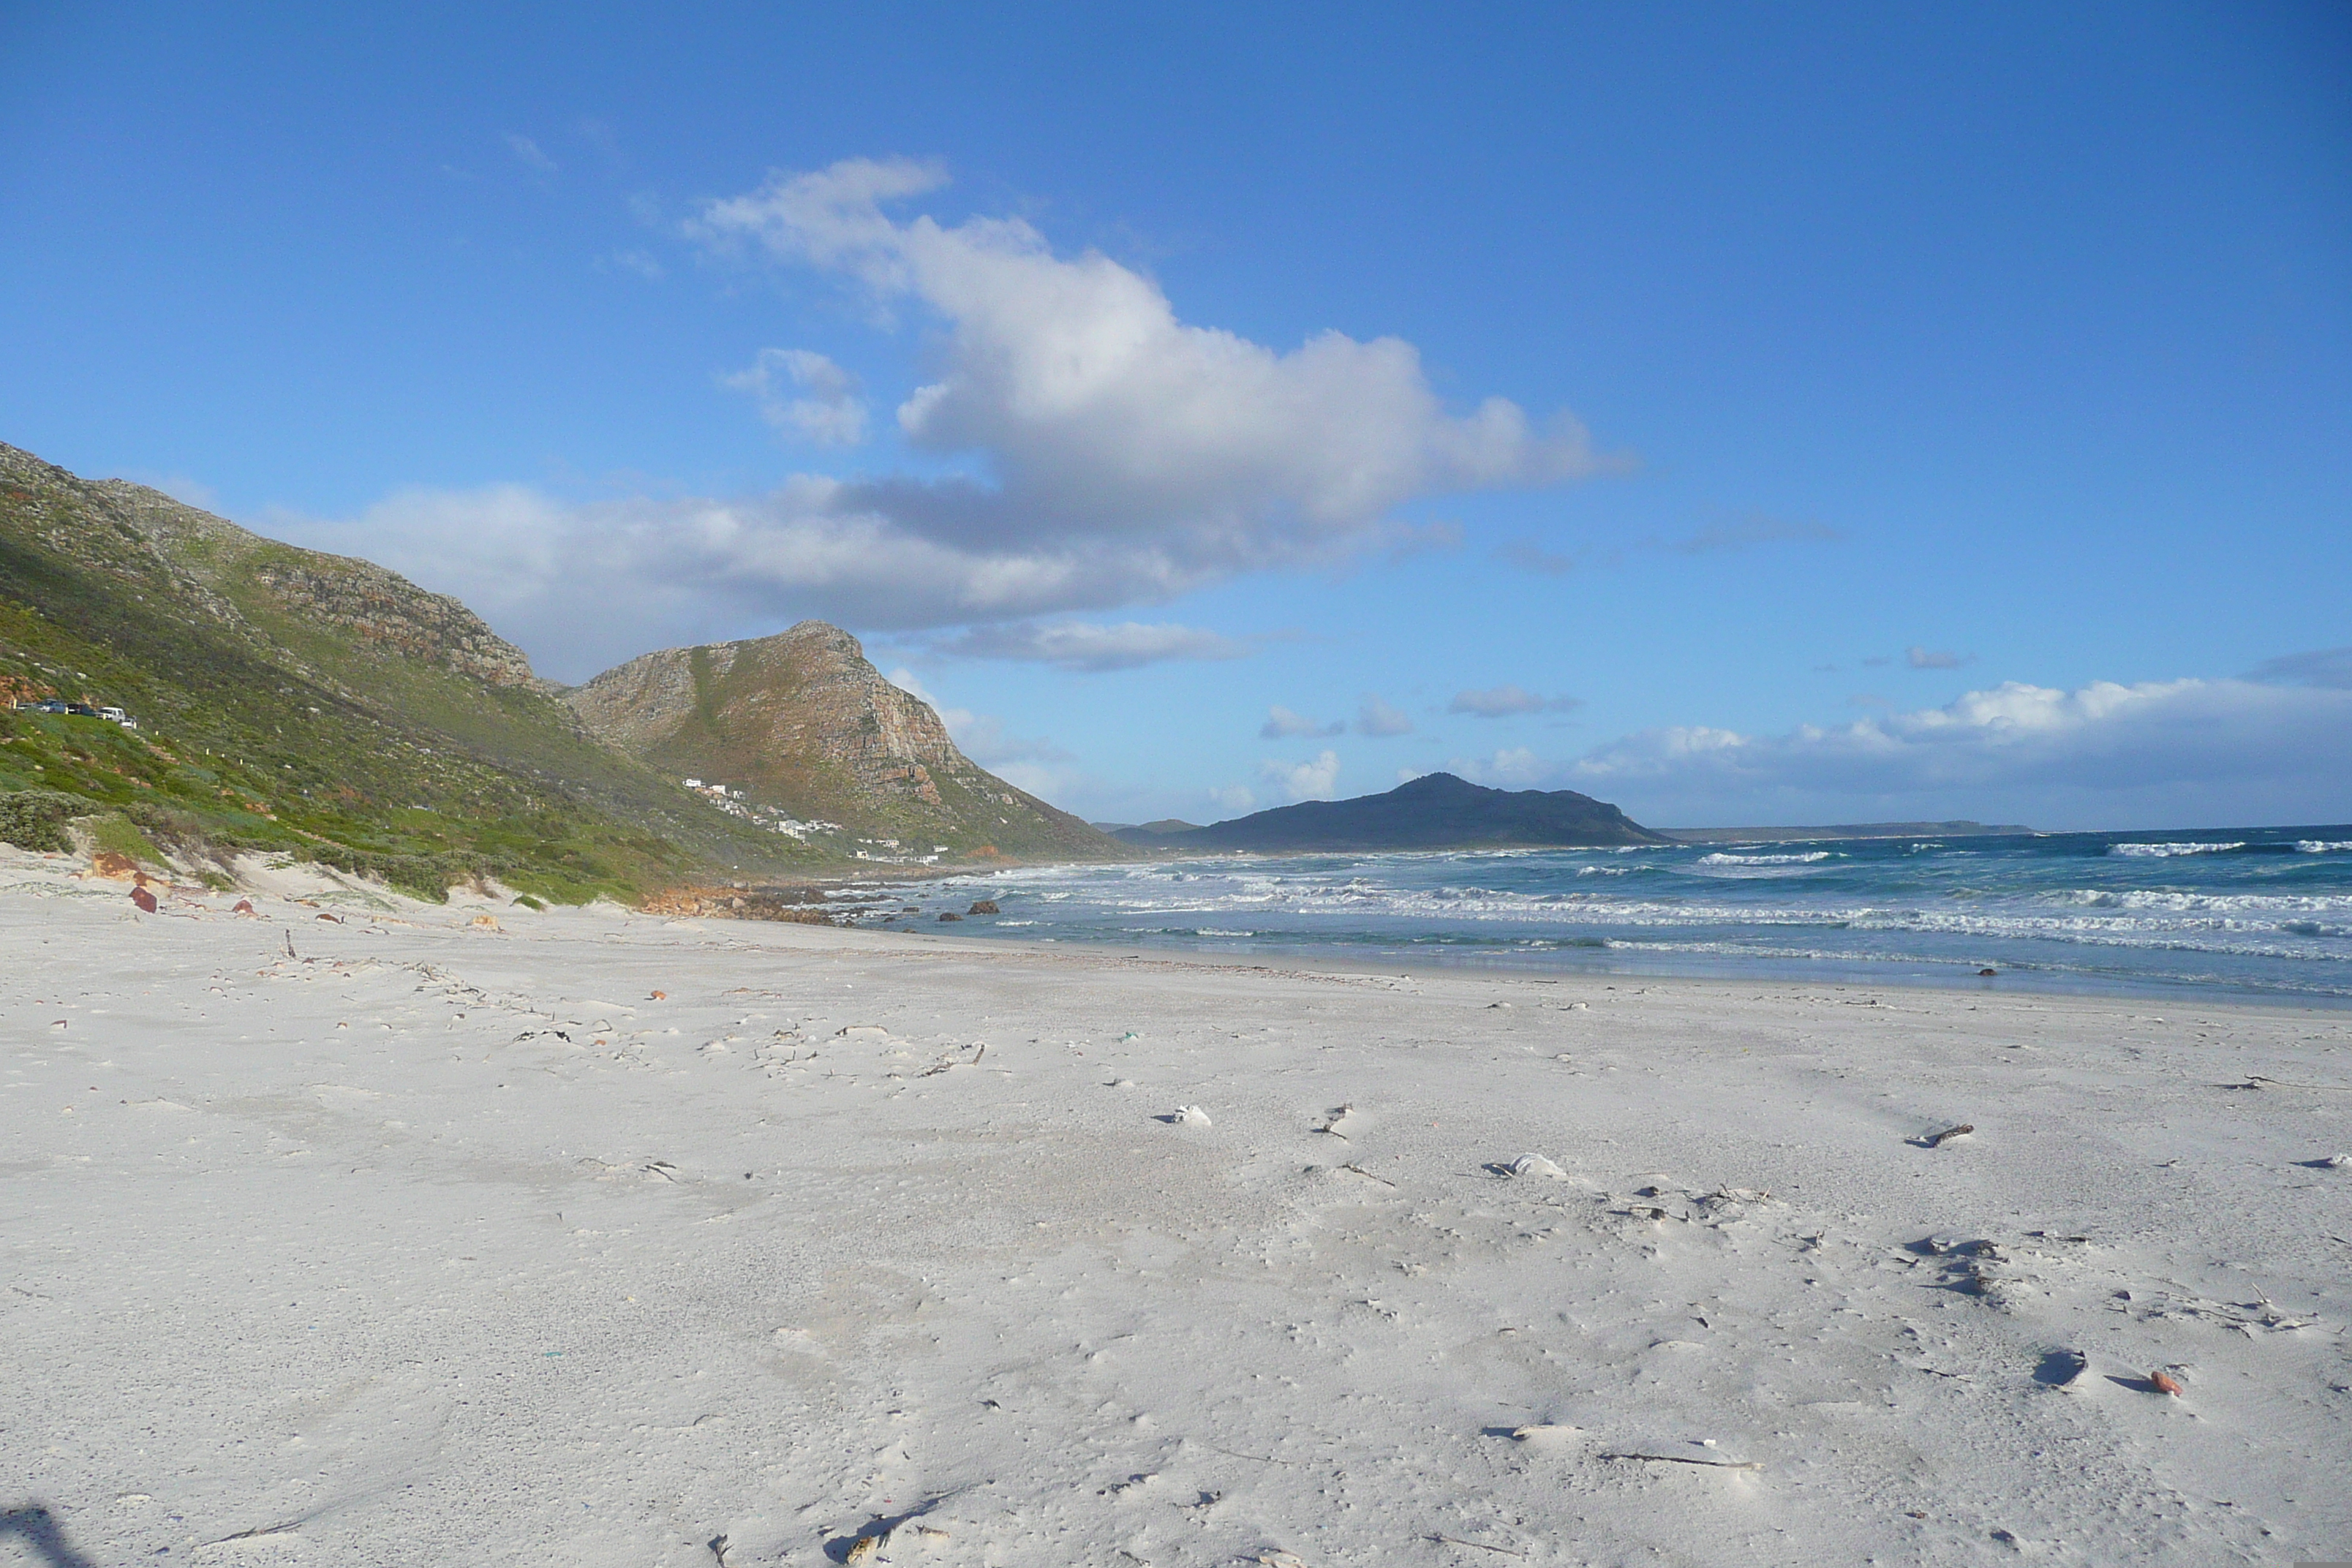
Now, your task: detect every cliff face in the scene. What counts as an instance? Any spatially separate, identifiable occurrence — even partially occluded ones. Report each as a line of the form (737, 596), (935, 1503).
(565, 622), (1128, 861)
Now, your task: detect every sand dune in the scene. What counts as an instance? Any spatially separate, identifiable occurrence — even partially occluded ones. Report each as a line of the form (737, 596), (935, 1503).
(4, 847), (2349, 1564)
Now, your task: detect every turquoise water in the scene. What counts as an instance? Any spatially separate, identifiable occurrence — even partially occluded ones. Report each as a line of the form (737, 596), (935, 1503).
(878, 825), (2352, 1005)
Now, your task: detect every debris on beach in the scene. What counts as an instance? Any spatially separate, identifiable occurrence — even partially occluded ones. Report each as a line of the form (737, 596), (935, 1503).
(1315, 1104), (1356, 1139)
(1601, 1450), (1763, 1471)
(1165, 1104), (1212, 1127)
(1918, 1123), (1975, 1147)
(2149, 1369), (2185, 1398)
(1509, 1422), (1582, 1444)
(129, 885), (157, 913)
(1507, 1153), (1566, 1179)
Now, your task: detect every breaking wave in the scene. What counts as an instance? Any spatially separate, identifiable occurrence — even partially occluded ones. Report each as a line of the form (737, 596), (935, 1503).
(897, 826), (2352, 1001)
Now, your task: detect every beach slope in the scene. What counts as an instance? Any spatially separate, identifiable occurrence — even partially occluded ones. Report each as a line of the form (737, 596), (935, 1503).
(4, 853), (2347, 1564)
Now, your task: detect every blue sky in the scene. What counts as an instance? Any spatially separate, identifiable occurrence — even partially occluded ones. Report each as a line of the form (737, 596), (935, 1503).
(4, 2), (2348, 829)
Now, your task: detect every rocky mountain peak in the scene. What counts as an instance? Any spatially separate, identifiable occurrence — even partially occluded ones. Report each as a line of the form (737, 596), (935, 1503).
(563, 622), (1126, 861)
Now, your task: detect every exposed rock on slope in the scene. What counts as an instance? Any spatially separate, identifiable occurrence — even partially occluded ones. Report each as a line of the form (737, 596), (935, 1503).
(565, 622), (1128, 861)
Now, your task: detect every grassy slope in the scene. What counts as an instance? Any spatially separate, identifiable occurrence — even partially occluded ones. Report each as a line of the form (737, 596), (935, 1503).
(0, 451), (823, 900)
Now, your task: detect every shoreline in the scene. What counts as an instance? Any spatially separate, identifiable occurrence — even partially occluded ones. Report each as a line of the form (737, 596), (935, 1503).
(871, 917), (2352, 1013)
(867, 916), (2352, 1016)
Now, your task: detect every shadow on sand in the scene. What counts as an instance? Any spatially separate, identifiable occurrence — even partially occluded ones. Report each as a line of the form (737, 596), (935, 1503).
(1, 1505), (99, 1568)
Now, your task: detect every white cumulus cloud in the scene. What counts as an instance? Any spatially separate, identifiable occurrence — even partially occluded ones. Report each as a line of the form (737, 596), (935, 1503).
(1563, 676), (2352, 827)
(1207, 784), (1258, 815)
(1260, 749), (1341, 802)
(284, 157), (1612, 679)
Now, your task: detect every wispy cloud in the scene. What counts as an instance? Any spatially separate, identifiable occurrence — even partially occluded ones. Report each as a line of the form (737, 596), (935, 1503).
(1261, 706), (1343, 739)
(2246, 644), (2352, 690)
(721, 348), (868, 447)
(935, 619), (1250, 672)
(504, 133), (558, 174)
(1495, 540), (1597, 576)
(1354, 694), (1414, 736)
(604, 249), (665, 282)
(1497, 511), (1839, 576)
(1448, 683), (1583, 717)
(1905, 645), (1969, 670)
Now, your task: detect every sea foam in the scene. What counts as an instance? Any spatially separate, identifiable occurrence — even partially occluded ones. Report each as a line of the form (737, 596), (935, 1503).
(2111, 841), (2246, 858)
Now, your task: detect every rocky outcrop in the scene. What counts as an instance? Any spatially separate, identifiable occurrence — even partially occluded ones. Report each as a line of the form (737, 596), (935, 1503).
(241, 556), (542, 688)
(565, 622), (1128, 862)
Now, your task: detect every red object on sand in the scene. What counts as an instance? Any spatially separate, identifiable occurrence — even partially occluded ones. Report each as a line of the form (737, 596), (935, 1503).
(130, 886), (157, 913)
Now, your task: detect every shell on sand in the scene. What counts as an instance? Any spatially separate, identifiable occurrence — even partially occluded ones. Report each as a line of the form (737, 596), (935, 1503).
(1509, 1153), (1566, 1179)
(2150, 1369), (2185, 1397)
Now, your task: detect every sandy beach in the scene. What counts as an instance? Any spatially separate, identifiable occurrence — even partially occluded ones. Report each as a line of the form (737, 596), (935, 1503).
(6, 850), (2350, 1566)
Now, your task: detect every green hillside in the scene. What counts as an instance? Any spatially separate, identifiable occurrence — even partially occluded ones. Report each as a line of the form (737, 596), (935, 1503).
(0, 443), (826, 901)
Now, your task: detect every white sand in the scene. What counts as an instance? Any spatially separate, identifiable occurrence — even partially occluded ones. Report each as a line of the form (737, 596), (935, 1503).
(5, 848), (2351, 1565)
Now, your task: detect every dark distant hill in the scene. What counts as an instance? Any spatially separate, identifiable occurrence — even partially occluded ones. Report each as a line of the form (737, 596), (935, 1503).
(1113, 772), (1667, 853)
(1664, 820), (2035, 844)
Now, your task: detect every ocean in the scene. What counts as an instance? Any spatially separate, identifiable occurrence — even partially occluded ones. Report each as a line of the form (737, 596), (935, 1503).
(881, 824), (2352, 1006)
